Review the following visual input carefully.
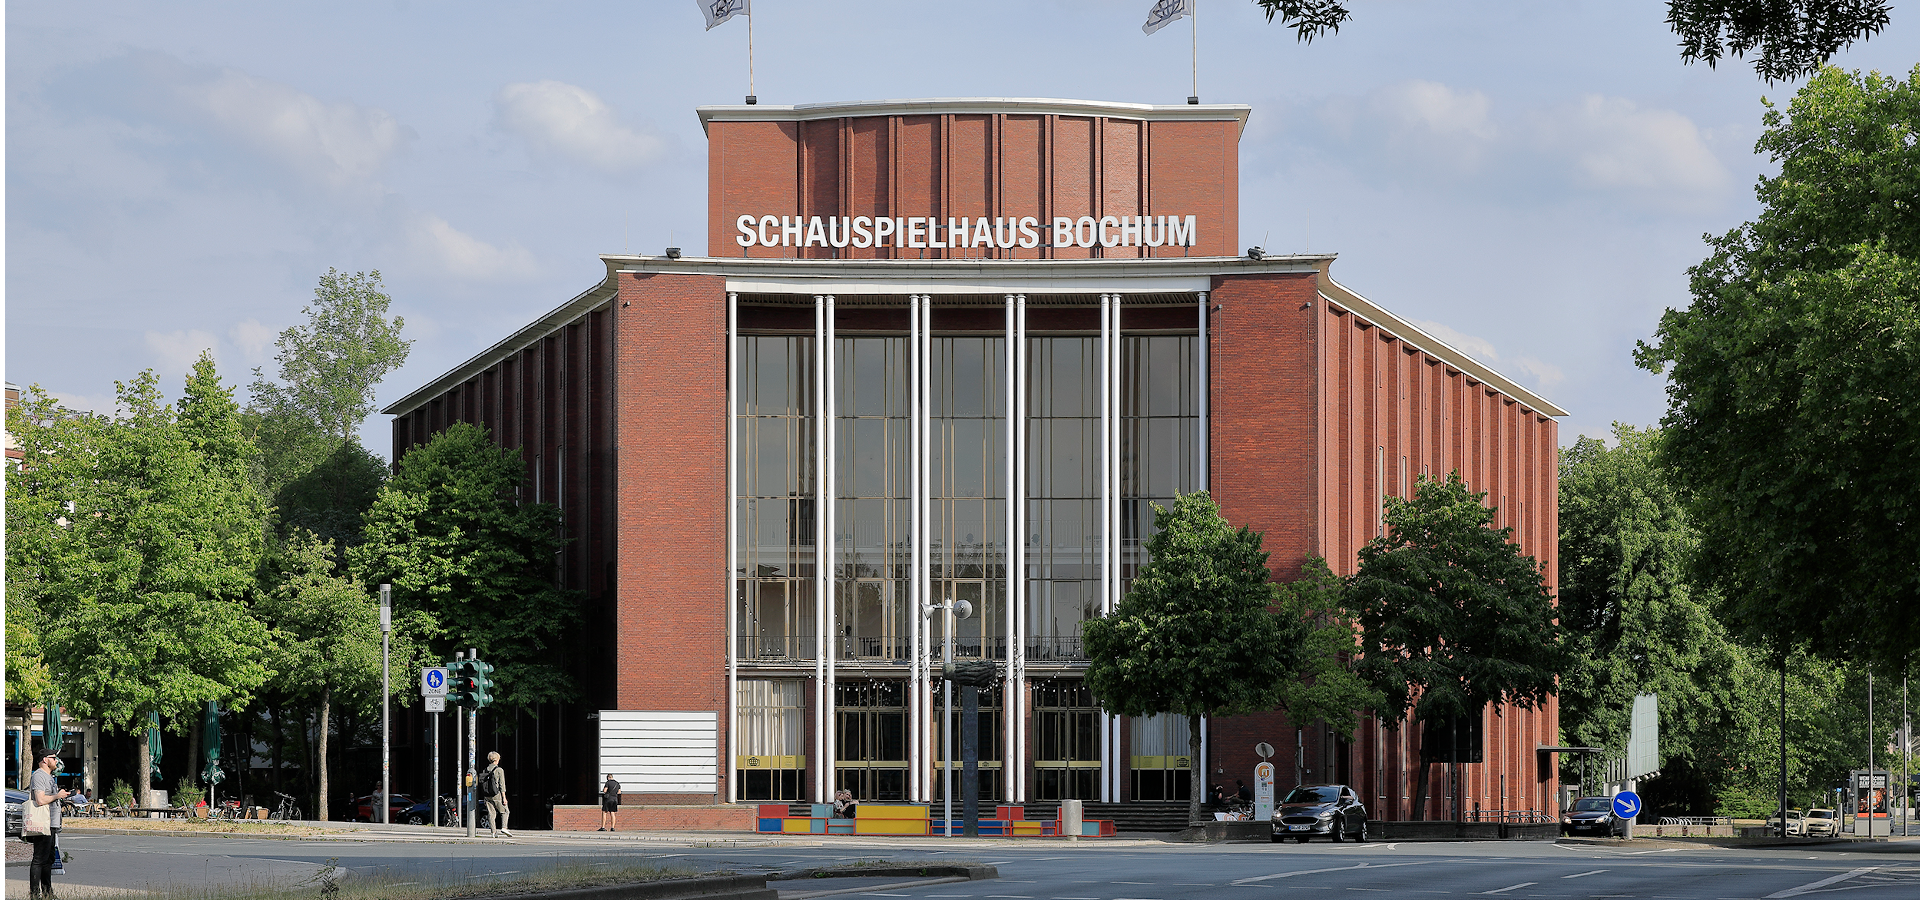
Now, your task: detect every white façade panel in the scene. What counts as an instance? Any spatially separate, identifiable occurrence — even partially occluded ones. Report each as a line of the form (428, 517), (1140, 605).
(598, 711), (719, 793)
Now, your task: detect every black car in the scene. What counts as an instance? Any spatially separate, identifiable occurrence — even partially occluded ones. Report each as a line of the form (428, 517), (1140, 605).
(7, 788), (28, 838)
(1271, 783), (1369, 843)
(1562, 796), (1628, 837)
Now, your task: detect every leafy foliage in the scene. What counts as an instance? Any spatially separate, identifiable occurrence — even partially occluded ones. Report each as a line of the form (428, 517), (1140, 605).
(4, 361), (273, 733)
(1635, 65), (1920, 672)
(1270, 557), (1384, 739)
(1556, 425), (1753, 815)
(1252, 2), (1891, 81)
(350, 422), (579, 710)
(1668, 0), (1891, 83)
(248, 268), (411, 448)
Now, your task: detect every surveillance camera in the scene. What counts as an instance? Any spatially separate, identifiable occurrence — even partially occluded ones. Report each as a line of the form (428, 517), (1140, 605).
(954, 599), (974, 620)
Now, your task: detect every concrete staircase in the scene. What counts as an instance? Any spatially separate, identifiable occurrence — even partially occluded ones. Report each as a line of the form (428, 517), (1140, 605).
(1021, 801), (1197, 833)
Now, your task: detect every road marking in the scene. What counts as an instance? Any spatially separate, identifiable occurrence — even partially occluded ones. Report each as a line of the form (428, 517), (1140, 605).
(1234, 862), (1432, 885)
(1476, 884), (1533, 895)
(1562, 870), (1607, 879)
(1764, 866), (1879, 899)
(860, 894), (911, 897)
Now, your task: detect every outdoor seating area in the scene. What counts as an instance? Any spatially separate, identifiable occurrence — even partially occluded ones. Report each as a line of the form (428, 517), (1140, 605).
(754, 803), (1114, 837)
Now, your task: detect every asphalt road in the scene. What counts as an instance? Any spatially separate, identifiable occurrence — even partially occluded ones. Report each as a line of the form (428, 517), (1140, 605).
(8, 830), (1920, 900)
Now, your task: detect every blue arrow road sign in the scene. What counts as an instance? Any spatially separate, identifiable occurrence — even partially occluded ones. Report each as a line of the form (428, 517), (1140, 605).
(1612, 791), (1642, 819)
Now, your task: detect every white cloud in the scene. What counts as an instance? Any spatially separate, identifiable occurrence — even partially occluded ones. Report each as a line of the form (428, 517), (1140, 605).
(45, 391), (121, 416)
(1535, 95), (1728, 193)
(410, 213), (538, 279)
(495, 80), (667, 173)
(144, 329), (221, 381)
(1510, 356), (1566, 390)
(1321, 80), (1497, 171)
(1409, 318), (1500, 363)
(229, 318), (276, 367)
(192, 69), (410, 187)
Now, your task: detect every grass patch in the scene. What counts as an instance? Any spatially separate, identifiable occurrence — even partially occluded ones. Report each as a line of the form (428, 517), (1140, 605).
(62, 817), (329, 836)
(133, 857), (714, 900)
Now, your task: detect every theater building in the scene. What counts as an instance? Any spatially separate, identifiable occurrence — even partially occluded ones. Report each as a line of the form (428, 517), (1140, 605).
(385, 98), (1565, 826)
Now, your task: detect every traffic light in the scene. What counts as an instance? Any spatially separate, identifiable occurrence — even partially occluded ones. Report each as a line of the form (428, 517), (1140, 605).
(447, 659), (476, 707)
(469, 659), (495, 709)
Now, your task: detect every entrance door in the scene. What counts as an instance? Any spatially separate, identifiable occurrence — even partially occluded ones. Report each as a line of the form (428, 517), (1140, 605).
(834, 681), (907, 801)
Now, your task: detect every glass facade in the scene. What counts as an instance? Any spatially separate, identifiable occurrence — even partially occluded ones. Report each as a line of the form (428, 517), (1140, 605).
(732, 300), (1200, 804)
(735, 334), (817, 663)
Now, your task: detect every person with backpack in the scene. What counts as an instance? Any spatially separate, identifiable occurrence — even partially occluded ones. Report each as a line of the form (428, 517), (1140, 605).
(599, 774), (621, 831)
(479, 751), (511, 837)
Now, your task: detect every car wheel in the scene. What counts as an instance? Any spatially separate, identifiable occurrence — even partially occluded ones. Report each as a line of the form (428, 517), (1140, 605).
(406, 814), (427, 825)
(1294, 835), (1309, 843)
(1331, 816), (1345, 842)
(1355, 818), (1369, 842)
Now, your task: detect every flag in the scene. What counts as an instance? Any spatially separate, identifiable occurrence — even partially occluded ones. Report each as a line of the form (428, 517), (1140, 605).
(698, 0), (747, 30)
(1142, 0), (1192, 36)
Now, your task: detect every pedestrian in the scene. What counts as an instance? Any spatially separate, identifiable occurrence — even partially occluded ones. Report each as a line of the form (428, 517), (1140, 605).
(1236, 780), (1252, 803)
(599, 774), (621, 831)
(832, 788), (858, 819)
(25, 745), (69, 900)
(480, 751), (512, 837)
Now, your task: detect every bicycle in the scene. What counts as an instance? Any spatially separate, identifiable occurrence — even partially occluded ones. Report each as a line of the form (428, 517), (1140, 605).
(271, 791), (303, 822)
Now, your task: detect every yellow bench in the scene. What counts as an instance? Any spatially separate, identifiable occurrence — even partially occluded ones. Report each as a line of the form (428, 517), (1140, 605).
(854, 804), (930, 836)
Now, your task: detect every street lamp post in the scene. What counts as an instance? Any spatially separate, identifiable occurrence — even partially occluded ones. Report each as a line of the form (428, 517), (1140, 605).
(380, 583), (391, 826)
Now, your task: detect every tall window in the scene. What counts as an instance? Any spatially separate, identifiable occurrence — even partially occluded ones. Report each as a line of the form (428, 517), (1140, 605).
(1130, 713), (1194, 801)
(736, 334), (817, 663)
(736, 679), (804, 800)
(929, 336), (1007, 660)
(1026, 336), (1099, 661)
(1120, 334), (1201, 587)
(834, 336), (910, 662)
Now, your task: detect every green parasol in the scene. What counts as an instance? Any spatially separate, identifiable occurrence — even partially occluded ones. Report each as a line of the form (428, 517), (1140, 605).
(201, 701), (224, 784)
(42, 701), (63, 757)
(148, 711), (164, 782)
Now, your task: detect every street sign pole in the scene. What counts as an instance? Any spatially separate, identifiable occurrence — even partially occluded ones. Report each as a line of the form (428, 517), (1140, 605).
(432, 709), (439, 827)
(453, 651), (465, 834)
(467, 647), (478, 839)
(379, 584), (391, 826)
(422, 664), (448, 828)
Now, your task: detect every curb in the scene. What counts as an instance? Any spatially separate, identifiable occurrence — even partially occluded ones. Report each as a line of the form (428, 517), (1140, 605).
(771, 865), (997, 882)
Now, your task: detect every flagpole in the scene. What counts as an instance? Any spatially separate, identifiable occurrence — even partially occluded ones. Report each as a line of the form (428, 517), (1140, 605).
(1189, 0), (1198, 104)
(746, 0), (757, 104)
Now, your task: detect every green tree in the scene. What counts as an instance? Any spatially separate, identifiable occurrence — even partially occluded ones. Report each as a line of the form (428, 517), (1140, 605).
(1635, 65), (1920, 673)
(1557, 425), (1751, 816)
(1253, 1), (1891, 81)
(249, 268), (411, 448)
(1083, 492), (1340, 826)
(1271, 557), (1385, 745)
(5, 363), (272, 805)
(1347, 472), (1569, 818)
(258, 529), (414, 820)
(350, 422), (578, 712)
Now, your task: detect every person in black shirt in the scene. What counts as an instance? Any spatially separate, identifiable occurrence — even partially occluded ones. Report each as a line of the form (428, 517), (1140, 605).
(599, 774), (621, 831)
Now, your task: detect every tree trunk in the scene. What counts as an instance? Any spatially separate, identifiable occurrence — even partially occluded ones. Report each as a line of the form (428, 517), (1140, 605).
(135, 726), (152, 809)
(1411, 761), (1432, 820)
(270, 704), (283, 796)
(317, 685), (331, 822)
(187, 718), (202, 796)
(1187, 714), (1204, 826)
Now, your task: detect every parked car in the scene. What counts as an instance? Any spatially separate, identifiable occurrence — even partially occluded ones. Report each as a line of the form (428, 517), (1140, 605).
(6, 789), (26, 838)
(1766, 808), (1806, 836)
(1563, 796), (1628, 837)
(1271, 783), (1369, 843)
(351, 793), (415, 823)
(1803, 808), (1839, 837)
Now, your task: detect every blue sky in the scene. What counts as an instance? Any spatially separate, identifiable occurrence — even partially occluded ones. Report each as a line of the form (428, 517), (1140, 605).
(7, 1), (1917, 449)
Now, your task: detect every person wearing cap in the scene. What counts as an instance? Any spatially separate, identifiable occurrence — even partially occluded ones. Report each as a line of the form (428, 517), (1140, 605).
(27, 746), (70, 899)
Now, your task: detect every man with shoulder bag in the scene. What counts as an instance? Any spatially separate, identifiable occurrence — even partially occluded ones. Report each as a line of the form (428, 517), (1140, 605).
(24, 746), (70, 900)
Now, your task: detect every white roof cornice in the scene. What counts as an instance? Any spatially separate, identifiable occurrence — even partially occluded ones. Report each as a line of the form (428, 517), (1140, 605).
(697, 97), (1252, 135)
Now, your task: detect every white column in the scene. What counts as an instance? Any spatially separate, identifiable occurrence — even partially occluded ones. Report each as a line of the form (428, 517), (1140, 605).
(726, 291), (739, 802)
(1013, 292), (1028, 802)
(1109, 293), (1125, 804)
(813, 294), (828, 802)
(1099, 292), (1115, 803)
(823, 293), (838, 796)
(918, 294), (935, 803)
(1197, 290), (1209, 493)
(1003, 294), (1017, 802)
(908, 294), (922, 803)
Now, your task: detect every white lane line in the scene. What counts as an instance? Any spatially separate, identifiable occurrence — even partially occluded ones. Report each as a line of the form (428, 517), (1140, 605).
(1562, 870), (1607, 879)
(1764, 866), (1879, 899)
(1234, 862), (1432, 885)
(1477, 884), (1534, 895)
(861, 894), (911, 897)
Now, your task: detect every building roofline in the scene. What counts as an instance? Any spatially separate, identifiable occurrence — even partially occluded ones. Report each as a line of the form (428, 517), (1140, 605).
(1316, 265), (1568, 418)
(697, 97), (1253, 135)
(383, 253), (1566, 422)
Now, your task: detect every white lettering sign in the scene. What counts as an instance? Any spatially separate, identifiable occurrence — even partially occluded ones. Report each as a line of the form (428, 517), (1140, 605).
(736, 214), (1196, 250)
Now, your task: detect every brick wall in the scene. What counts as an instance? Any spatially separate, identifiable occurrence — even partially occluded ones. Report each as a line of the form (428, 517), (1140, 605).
(552, 804), (754, 832)
(615, 272), (732, 799)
